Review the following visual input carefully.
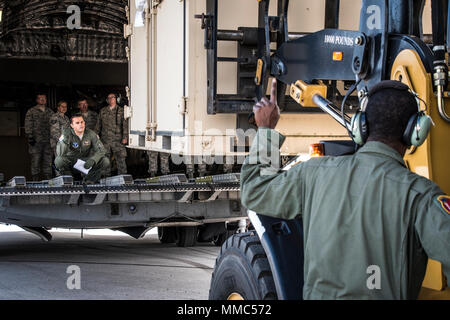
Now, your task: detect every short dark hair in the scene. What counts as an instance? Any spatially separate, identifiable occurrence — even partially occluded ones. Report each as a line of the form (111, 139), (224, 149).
(70, 113), (85, 124)
(365, 85), (418, 143)
(57, 100), (67, 108)
(77, 98), (87, 104)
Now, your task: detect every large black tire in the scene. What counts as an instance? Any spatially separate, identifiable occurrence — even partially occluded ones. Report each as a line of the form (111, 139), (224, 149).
(157, 227), (177, 244)
(212, 229), (235, 247)
(176, 226), (198, 247)
(209, 232), (277, 300)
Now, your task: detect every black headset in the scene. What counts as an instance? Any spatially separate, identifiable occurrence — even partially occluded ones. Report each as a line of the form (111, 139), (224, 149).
(350, 80), (432, 147)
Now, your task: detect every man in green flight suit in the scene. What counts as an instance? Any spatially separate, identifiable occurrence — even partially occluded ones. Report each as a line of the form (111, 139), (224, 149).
(55, 114), (110, 184)
(241, 79), (450, 299)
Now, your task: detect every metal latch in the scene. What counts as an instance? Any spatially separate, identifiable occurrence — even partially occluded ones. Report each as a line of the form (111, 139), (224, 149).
(179, 96), (188, 115)
(124, 24), (133, 38)
(124, 105), (133, 119)
(125, 46), (130, 61)
(123, 5), (133, 38)
(194, 13), (214, 49)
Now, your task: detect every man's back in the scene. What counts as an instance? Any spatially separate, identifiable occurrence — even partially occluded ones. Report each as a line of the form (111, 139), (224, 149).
(299, 141), (444, 299)
(241, 130), (450, 300)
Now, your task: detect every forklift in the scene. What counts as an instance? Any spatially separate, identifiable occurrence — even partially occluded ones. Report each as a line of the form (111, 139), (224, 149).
(207, 0), (450, 300)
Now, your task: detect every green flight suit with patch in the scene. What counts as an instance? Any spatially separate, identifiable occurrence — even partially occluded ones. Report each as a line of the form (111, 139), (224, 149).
(55, 128), (110, 183)
(241, 128), (450, 300)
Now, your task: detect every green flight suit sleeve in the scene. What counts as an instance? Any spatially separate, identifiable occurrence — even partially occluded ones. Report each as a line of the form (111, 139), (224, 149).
(415, 192), (450, 286)
(56, 134), (68, 158)
(240, 128), (303, 220)
(88, 133), (107, 164)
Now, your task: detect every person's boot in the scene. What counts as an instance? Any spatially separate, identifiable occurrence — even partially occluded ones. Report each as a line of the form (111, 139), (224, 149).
(223, 164), (234, 174)
(186, 163), (195, 180)
(160, 153), (171, 176)
(198, 164), (207, 177)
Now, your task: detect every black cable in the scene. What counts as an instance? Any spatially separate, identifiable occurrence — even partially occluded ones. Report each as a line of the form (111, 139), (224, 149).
(341, 79), (362, 140)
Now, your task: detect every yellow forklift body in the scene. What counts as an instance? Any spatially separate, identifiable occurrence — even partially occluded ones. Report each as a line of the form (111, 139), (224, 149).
(391, 49), (450, 299)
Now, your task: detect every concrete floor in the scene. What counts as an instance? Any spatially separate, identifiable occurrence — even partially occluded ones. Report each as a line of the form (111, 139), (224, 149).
(0, 230), (220, 300)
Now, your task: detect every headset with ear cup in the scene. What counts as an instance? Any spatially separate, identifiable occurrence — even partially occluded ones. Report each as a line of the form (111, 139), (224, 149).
(350, 80), (432, 147)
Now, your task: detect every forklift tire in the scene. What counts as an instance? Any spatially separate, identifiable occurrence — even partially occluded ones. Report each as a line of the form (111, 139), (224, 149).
(212, 229), (235, 247)
(157, 227), (177, 244)
(176, 226), (198, 247)
(209, 232), (277, 300)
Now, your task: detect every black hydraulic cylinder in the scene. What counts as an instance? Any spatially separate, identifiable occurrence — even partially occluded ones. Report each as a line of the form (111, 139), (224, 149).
(325, 0), (340, 29)
(388, 0), (413, 34)
(447, 0), (450, 57)
(431, 0), (448, 65)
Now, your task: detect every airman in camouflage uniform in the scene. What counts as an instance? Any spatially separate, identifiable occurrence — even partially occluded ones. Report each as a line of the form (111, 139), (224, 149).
(147, 151), (170, 177)
(55, 114), (109, 183)
(96, 93), (128, 175)
(49, 101), (70, 154)
(77, 98), (98, 131)
(25, 94), (54, 181)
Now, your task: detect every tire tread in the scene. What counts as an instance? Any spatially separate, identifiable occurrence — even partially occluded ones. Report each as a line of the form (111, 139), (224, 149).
(209, 232), (277, 300)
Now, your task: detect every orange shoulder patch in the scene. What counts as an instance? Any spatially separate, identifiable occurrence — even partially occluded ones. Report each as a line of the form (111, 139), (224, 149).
(437, 195), (450, 215)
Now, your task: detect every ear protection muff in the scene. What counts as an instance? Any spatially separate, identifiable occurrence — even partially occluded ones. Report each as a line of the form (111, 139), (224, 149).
(403, 110), (432, 147)
(350, 110), (368, 146)
(350, 80), (432, 147)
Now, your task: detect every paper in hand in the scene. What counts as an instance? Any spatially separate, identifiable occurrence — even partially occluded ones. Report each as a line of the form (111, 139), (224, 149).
(73, 159), (91, 175)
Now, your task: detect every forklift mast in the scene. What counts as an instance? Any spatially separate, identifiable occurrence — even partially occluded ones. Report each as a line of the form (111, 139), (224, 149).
(202, 0), (448, 114)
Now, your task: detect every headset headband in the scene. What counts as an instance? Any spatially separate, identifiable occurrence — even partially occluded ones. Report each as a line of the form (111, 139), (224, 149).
(364, 80), (421, 112)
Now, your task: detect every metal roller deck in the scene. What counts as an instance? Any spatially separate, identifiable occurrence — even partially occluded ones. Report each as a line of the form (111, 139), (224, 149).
(0, 174), (246, 235)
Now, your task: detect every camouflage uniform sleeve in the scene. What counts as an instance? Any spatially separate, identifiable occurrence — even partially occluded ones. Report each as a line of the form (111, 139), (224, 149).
(24, 109), (34, 138)
(90, 112), (99, 132)
(240, 128), (304, 220)
(89, 132), (107, 164)
(64, 115), (70, 129)
(49, 115), (59, 149)
(95, 110), (102, 135)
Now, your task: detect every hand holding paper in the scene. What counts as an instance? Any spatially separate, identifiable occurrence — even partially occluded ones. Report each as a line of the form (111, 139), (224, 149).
(73, 159), (92, 175)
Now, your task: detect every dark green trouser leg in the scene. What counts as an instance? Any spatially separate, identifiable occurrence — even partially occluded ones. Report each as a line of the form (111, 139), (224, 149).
(84, 157), (110, 183)
(54, 156), (75, 176)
